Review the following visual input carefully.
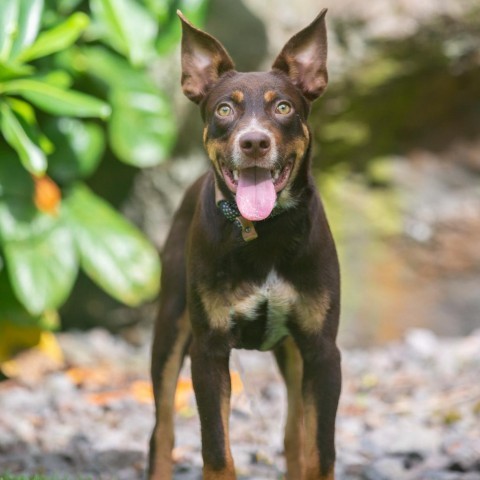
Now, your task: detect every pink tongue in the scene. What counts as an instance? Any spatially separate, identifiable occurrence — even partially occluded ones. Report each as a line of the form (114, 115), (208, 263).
(236, 167), (276, 221)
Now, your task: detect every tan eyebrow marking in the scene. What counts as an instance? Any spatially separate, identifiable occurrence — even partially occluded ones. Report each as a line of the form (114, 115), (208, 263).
(231, 90), (244, 103)
(264, 90), (276, 103)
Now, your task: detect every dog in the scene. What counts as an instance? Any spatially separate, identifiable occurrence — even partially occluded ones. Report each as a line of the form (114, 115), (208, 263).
(148, 9), (341, 480)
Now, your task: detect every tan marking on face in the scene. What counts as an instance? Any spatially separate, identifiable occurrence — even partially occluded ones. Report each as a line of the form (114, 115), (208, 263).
(264, 90), (276, 103)
(203, 126), (208, 145)
(231, 90), (244, 103)
(302, 122), (310, 142)
(205, 138), (226, 179)
(295, 291), (331, 334)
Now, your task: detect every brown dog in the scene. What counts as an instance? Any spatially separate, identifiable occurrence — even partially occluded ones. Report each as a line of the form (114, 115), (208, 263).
(148, 9), (341, 480)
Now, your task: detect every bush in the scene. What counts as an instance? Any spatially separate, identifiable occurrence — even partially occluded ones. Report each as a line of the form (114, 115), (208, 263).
(0, 0), (208, 333)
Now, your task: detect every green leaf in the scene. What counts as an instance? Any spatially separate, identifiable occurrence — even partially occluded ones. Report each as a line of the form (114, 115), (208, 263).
(109, 88), (176, 166)
(45, 117), (105, 182)
(0, 0), (20, 62)
(63, 184), (160, 306)
(0, 145), (34, 199)
(73, 46), (155, 90)
(67, 47), (176, 166)
(0, 79), (111, 118)
(0, 267), (43, 326)
(156, 0), (209, 54)
(90, 0), (158, 66)
(0, 201), (78, 315)
(0, 101), (47, 175)
(8, 97), (55, 154)
(18, 12), (90, 63)
(7, 0), (44, 61)
(0, 62), (33, 81)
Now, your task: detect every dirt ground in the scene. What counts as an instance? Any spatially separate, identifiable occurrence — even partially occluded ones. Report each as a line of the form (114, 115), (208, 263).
(0, 328), (479, 479)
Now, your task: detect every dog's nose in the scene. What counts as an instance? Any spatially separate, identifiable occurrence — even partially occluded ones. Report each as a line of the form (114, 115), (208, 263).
(239, 132), (271, 157)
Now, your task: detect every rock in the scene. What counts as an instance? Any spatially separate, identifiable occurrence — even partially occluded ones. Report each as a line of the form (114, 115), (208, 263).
(364, 457), (414, 480)
(365, 420), (442, 456)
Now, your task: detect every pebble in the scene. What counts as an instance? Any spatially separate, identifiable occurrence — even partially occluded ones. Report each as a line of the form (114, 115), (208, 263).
(0, 328), (479, 479)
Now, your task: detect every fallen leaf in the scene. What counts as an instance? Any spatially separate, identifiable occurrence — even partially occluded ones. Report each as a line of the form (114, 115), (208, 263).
(86, 390), (129, 405)
(130, 380), (154, 404)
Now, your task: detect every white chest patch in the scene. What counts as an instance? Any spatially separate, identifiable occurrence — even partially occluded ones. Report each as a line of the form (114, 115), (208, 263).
(231, 270), (298, 350)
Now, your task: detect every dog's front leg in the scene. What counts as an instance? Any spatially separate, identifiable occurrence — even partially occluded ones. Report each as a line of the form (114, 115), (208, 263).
(190, 330), (236, 480)
(292, 301), (342, 480)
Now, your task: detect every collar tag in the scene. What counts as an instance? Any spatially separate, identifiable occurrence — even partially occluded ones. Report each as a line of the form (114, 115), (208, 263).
(215, 181), (258, 242)
(237, 217), (258, 241)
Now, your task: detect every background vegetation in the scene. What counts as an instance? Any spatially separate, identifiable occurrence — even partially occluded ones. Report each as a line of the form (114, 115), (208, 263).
(0, 0), (207, 360)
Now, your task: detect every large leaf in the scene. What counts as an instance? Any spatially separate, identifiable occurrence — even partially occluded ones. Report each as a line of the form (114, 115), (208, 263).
(0, 0), (44, 62)
(0, 1), (19, 62)
(0, 268), (52, 329)
(0, 101), (47, 174)
(18, 12), (90, 63)
(8, 97), (54, 154)
(0, 201), (78, 315)
(0, 62), (33, 81)
(1, 79), (111, 118)
(72, 45), (155, 90)
(63, 185), (160, 306)
(45, 117), (105, 183)
(0, 146), (34, 198)
(90, 0), (158, 66)
(68, 47), (176, 166)
(109, 88), (176, 167)
(156, 0), (209, 54)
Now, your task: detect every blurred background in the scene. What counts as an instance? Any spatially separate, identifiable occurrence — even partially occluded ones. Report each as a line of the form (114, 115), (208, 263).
(1, 0), (480, 364)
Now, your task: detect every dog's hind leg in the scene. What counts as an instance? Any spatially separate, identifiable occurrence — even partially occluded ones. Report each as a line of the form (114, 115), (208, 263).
(274, 336), (305, 480)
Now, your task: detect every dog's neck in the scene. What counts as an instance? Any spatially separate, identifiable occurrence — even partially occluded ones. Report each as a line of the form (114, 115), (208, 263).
(214, 181), (288, 242)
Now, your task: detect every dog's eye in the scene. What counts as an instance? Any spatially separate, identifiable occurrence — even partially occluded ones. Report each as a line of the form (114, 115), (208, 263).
(216, 104), (233, 117)
(275, 102), (292, 115)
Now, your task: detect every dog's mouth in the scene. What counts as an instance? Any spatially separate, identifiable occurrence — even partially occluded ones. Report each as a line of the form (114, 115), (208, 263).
(220, 160), (293, 221)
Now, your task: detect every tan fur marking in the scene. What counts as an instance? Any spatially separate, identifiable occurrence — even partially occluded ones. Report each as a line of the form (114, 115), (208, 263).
(199, 271), (298, 334)
(202, 374), (235, 479)
(304, 396), (321, 480)
(203, 126), (208, 145)
(264, 90), (276, 103)
(275, 132), (309, 211)
(205, 139), (225, 180)
(295, 291), (331, 334)
(203, 466), (236, 480)
(282, 338), (305, 479)
(302, 122), (310, 142)
(150, 312), (191, 479)
(231, 90), (244, 103)
(199, 286), (232, 331)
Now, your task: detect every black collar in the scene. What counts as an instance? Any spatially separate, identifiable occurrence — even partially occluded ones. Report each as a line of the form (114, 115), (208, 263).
(215, 183), (284, 242)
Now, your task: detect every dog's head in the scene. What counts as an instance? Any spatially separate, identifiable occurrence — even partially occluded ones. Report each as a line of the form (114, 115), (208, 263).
(178, 10), (328, 221)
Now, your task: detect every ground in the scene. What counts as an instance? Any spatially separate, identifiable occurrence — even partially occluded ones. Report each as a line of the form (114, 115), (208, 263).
(0, 328), (479, 480)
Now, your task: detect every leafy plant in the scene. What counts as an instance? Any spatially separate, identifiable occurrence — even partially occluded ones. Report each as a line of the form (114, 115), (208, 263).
(0, 0), (208, 335)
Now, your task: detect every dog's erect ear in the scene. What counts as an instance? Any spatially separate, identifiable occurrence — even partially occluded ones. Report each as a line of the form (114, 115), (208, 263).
(272, 9), (328, 102)
(178, 11), (235, 104)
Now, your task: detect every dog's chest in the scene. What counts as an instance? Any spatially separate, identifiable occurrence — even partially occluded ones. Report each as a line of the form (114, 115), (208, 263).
(230, 270), (298, 350)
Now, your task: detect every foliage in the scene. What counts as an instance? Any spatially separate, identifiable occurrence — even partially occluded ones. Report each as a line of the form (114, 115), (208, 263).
(311, 11), (480, 172)
(0, 0), (208, 333)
